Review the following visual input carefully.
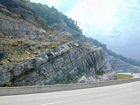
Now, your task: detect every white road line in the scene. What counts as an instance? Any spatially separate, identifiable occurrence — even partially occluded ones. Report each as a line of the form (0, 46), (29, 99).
(38, 95), (66, 99)
(42, 101), (63, 105)
(126, 89), (132, 91)
(97, 94), (108, 97)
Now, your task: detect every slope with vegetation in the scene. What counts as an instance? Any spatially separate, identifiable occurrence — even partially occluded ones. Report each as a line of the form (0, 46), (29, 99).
(18, 0), (140, 73)
(87, 38), (140, 67)
(20, 0), (86, 42)
(87, 38), (140, 72)
(0, 0), (117, 86)
(21, 0), (140, 72)
(23, 0), (82, 33)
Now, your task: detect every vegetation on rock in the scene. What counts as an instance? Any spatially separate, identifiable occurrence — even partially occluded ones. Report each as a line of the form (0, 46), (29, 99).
(0, 0), (118, 86)
(19, 0), (82, 33)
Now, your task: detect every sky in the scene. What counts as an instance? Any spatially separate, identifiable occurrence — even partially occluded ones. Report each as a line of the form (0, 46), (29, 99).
(30, 0), (140, 61)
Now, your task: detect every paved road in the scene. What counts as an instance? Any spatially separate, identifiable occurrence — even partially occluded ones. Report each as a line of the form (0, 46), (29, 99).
(0, 81), (140, 105)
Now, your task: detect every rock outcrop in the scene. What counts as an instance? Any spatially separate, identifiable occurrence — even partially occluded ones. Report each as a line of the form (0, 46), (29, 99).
(106, 52), (140, 73)
(0, 0), (72, 41)
(0, 41), (117, 86)
(0, 0), (117, 86)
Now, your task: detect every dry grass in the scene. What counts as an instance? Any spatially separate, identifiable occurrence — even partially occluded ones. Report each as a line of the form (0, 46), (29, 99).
(117, 74), (133, 80)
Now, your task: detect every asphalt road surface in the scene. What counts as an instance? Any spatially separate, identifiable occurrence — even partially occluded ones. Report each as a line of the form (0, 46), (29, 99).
(0, 81), (140, 105)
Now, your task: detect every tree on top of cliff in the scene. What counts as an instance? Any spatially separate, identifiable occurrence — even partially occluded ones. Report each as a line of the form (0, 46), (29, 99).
(19, 0), (82, 33)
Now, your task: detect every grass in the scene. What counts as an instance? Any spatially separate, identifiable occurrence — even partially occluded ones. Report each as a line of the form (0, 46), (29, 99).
(48, 45), (58, 49)
(117, 74), (133, 80)
(0, 39), (61, 65)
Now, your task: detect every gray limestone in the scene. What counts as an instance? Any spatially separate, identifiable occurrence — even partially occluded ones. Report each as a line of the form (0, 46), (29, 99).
(0, 41), (117, 86)
(12, 65), (24, 76)
(0, 72), (13, 85)
(106, 52), (140, 73)
(0, 1), (117, 86)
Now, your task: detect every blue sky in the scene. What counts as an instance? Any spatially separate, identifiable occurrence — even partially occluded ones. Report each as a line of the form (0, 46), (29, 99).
(30, 0), (140, 61)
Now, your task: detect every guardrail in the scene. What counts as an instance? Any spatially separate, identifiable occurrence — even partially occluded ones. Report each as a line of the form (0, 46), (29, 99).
(0, 78), (140, 96)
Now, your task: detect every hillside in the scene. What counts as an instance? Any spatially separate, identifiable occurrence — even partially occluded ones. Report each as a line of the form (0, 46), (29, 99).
(23, 0), (87, 42)
(87, 38), (140, 72)
(0, 0), (117, 86)
(106, 53), (140, 73)
(23, 0), (140, 73)
(87, 38), (140, 66)
(0, 0), (72, 65)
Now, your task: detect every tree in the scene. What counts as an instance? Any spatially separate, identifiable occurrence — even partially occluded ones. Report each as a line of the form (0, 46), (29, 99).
(19, 0), (26, 4)
(25, 0), (82, 33)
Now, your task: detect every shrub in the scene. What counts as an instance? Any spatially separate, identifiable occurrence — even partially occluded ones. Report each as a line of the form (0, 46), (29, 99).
(6, 81), (12, 87)
(97, 70), (104, 75)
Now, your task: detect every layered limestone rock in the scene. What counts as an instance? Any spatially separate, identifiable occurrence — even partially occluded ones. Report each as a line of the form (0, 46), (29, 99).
(0, 0), (117, 86)
(0, 41), (117, 86)
(0, 1), (72, 73)
(106, 52), (140, 73)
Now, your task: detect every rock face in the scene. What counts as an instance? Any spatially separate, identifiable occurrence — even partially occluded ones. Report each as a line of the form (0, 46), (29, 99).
(0, 2), (72, 41)
(0, 0), (117, 86)
(0, 0), (72, 68)
(0, 41), (117, 86)
(56, 21), (87, 43)
(106, 52), (140, 73)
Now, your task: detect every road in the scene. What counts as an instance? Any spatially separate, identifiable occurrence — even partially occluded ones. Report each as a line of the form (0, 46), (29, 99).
(0, 81), (140, 105)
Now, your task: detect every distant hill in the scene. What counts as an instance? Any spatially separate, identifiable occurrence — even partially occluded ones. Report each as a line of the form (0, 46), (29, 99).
(87, 38), (140, 67)
(106, 53), (140, 73)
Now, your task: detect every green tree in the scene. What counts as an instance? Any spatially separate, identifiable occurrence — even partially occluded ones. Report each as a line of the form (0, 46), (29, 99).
(25, 0), (82, 33)
(6, 81), (12, 87)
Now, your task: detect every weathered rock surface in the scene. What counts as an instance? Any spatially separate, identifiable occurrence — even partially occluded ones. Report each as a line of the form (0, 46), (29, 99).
(0, 41), (117, 86)
(0, 15), (72, 41)
(106, 52), (140, 73)
(0, 0), (117, 86)
(0, 72), (13, 85)
(0, 0), (72, 41)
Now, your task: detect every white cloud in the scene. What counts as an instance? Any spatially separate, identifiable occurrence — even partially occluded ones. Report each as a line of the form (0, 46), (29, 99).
(67, 0), (118, 39)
